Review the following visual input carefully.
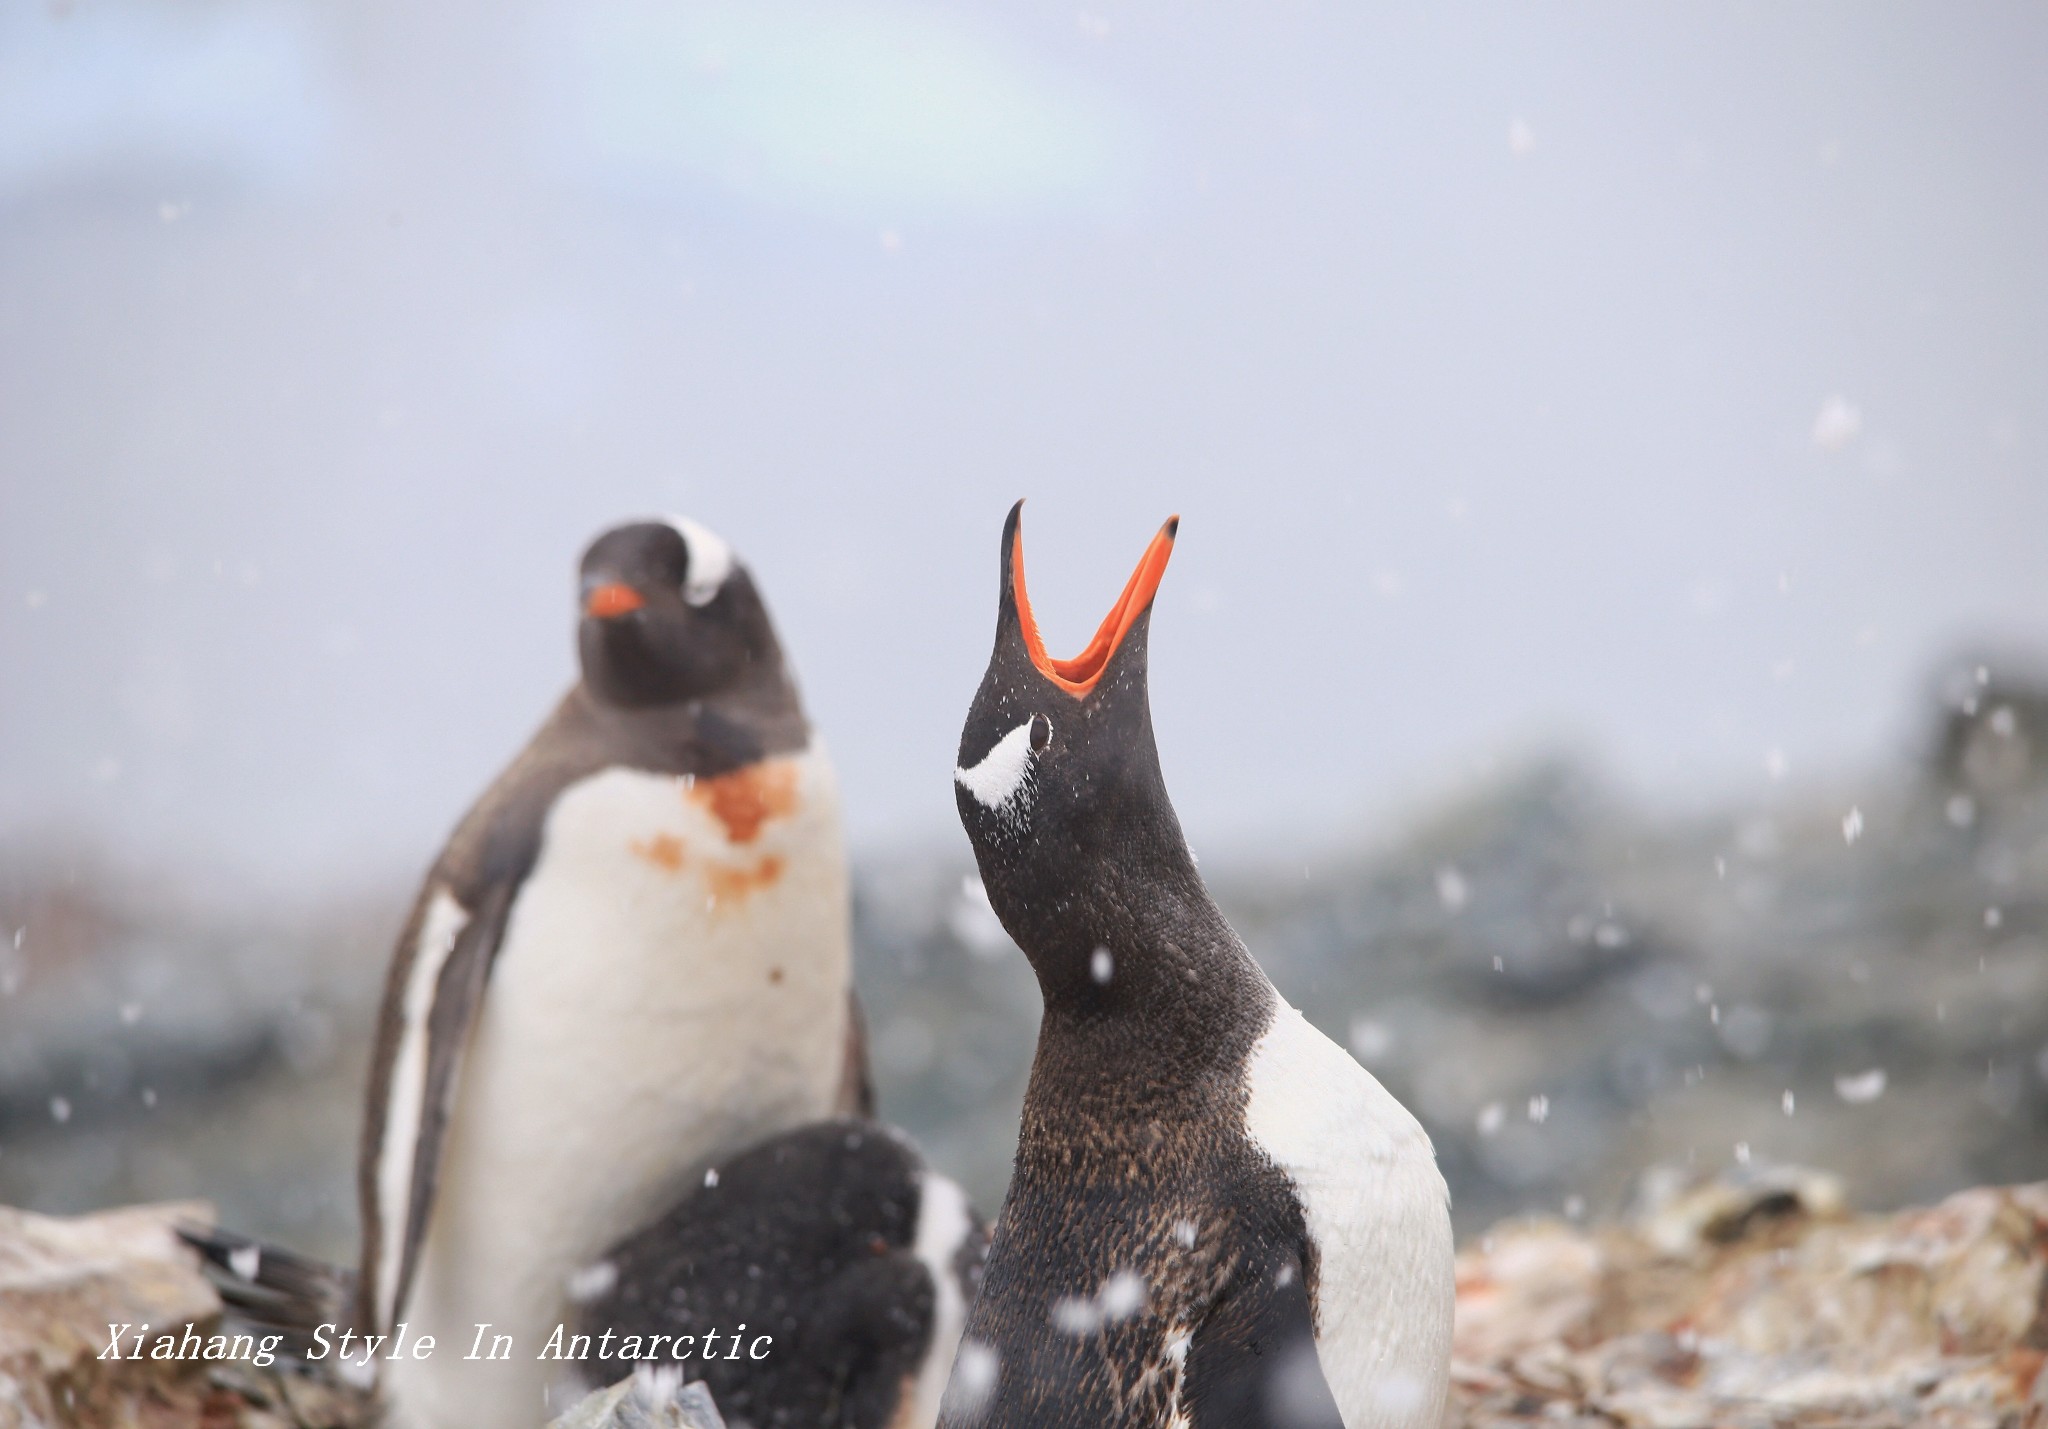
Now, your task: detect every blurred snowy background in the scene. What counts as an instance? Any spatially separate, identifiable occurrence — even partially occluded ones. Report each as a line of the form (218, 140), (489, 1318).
(2, 1), (2046, 1258)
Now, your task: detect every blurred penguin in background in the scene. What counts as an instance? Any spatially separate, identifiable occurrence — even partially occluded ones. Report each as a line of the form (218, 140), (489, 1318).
(357, 516), (871, 1427)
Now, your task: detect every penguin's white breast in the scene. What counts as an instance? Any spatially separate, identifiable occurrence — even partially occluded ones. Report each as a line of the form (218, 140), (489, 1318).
(413, 744), (852, 1340)
(1241, 998), (1455, 1429)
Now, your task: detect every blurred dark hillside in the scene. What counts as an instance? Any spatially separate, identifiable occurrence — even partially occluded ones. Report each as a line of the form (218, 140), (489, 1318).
(5, 655), (2048, 1252)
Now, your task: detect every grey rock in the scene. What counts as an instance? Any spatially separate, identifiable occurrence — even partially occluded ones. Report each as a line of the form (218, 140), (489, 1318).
(549, 1368), (727, 1429)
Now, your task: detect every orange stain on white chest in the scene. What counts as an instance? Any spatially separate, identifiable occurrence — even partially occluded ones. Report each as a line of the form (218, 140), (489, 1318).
(622, 761), (802, 905)
(690, 761), (801, 844)
(706, 854), (785, 903)
(629, 832), (686, 871)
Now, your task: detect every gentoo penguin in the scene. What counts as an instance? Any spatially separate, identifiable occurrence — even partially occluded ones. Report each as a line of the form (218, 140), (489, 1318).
(357, 517), (870, 1429)
(182, 1118), (984, 1429)
(573, 1119), (986, 1429)
(941, 504), (1454, 1429)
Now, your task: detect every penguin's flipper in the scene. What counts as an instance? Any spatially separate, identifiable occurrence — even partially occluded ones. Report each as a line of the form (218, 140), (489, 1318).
(358, 875), (520, 1330)
(1182, 1248), (1344, 1429)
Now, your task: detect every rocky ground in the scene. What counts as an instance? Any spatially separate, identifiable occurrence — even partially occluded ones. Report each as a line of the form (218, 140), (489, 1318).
(9, 1167), (2048, 1428)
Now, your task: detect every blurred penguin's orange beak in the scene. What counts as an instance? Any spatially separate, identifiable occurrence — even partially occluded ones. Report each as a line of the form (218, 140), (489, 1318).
(1013, 516), (1178, 698)
(585, 582), (645, 619)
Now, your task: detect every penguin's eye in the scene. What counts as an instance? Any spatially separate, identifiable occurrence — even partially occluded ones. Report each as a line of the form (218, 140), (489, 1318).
(1029, 714), (1052, 752)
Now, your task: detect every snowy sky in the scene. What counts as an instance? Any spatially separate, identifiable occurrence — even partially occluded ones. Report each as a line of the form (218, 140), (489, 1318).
(3, 0), (2045, 891)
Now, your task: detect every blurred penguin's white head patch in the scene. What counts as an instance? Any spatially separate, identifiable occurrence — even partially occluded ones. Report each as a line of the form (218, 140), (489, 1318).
(664, 515), (734, 606)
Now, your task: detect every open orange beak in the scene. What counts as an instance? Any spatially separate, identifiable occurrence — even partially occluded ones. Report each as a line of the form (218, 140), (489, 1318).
(1013, 514), (1178, 698)
(584, 582), (645, 619)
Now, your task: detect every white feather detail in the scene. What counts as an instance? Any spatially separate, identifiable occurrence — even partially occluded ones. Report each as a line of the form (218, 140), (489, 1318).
(663, 515), (734, 606)
(374, 887), (469, 1330)
(903, 1170), (976, 1429)
(954, 721), (1037, 811)
(1242, 998), (1454, 1429)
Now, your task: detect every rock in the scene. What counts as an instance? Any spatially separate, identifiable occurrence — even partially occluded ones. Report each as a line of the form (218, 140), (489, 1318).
(1630, 1162), (1847, 1255)
(0, 1200), (371, 1428)
(9, 1173), (2048, 1428)
(1451, 1169), (2048, 1428)
(549, 1368), (727, 1429)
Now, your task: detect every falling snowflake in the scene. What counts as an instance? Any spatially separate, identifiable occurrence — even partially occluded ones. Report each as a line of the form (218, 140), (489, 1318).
(1049, 1296), (1100, 1336)
(1435, 866), (1469, 912)
(942, 1340), (1000, 1422)
(1477, 1102), (1506, 1136)
(566, 1260), (618, 1304)
(1812, 395), (1863, 451)
(1348, 1017), (1391, 1064)
(1098, 1270), (1146, 1323)
(1090, 948), (1114, 984)
(1835, 1069), (1887, 1104)
(1527, 1095), (1550, 1125)
(1841, 807), (1863, 845)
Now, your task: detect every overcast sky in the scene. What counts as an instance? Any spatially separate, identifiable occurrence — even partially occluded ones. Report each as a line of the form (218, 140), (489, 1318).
(3, 1), (2045, 893)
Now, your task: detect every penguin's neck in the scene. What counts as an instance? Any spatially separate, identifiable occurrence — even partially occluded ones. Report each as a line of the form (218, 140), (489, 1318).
(578, 661), (808, 758)
(1021, 858), (1273, 1063)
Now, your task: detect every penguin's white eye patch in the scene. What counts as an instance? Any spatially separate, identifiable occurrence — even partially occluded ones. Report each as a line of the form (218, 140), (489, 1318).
(955, 719), (1041, 811)
(664, 515), (733, 606)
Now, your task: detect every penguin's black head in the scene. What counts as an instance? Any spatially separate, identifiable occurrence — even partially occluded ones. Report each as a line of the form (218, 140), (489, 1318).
(576, 517), (781, 707)
(954, 501), (1193, 973)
